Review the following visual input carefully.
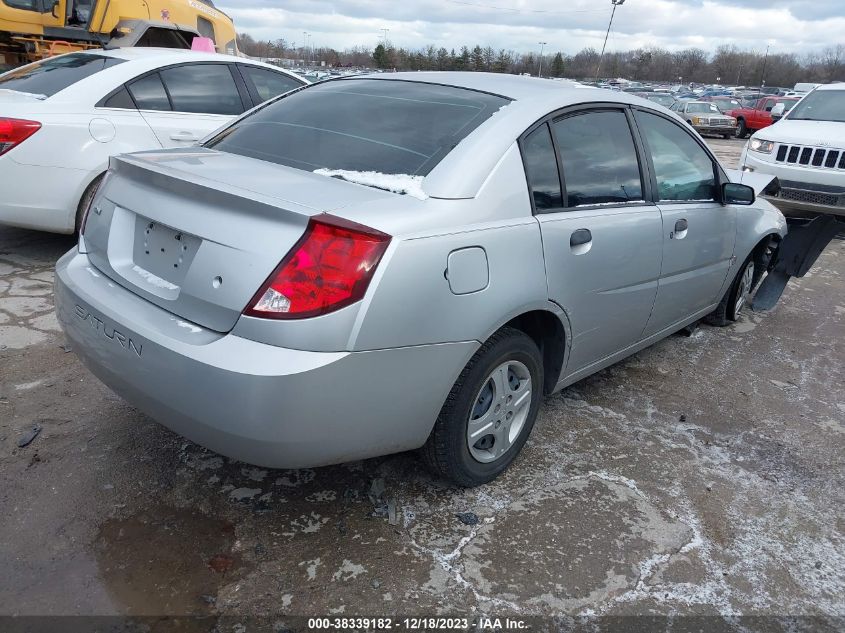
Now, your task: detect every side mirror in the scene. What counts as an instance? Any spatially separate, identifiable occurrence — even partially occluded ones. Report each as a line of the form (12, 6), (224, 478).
(770, 102), (786, 121)
(723, 182), (755, 206)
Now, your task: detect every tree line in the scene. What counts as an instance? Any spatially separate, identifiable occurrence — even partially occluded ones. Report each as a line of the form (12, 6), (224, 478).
(237, 33), (845, 87)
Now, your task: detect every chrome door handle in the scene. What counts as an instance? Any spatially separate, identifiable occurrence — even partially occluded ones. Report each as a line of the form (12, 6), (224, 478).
(671, 218), (689, 240)
(570, 228), (592, 247)
(570, 228), (593, 254)
(170, 131), (199, 142)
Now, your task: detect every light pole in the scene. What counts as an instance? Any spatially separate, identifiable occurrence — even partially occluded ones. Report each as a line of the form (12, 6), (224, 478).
(303, 31), (310, 66)
(595, 0), (625, 82)
(758, 44), (770, 94)
(537, 41), (547, 78)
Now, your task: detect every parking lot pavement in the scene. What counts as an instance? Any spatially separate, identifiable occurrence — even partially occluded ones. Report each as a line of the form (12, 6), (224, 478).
(1, 140), (844, 627)
(706, 136), (746, 169)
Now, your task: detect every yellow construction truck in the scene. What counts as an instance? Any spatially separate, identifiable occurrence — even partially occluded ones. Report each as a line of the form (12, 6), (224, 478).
(1, 0), (237, 67)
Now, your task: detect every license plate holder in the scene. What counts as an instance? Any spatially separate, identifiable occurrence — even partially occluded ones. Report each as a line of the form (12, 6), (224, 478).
(132, 216), (201, 289)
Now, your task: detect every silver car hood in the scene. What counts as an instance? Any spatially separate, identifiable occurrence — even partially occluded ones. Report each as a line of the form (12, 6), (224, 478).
(725, 168), (778, 195)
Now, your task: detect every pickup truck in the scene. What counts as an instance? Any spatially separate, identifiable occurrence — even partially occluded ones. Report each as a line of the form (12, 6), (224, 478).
(728, 96), (800, 138)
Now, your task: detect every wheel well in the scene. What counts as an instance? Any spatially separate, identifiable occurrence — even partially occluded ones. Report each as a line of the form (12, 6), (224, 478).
(503, 310), (566, 395)
(751, 233), (782, 286)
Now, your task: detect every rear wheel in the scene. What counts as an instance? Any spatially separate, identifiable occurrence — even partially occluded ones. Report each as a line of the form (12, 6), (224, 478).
(736, 119), (747, 138)
(422, 327), (543, 487)
(75, 174), (104, 234)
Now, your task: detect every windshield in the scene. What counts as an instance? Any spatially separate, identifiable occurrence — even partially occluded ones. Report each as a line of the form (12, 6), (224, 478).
(0, 53), (124, 98)
(785, 92), (844, 121)
(687, 102), (720, 113)
(206, 79), (510, 176)
(647, 94), (674, 106)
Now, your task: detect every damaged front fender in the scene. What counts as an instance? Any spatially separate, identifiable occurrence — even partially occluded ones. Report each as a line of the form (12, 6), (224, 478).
(753, 215), (845, 311)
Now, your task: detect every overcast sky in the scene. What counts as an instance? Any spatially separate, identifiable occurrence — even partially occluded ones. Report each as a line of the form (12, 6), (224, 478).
(218, 0), (844, 56)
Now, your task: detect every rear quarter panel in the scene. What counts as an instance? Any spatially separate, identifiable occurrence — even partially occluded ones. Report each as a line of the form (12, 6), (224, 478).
(350, 144), (551, 351)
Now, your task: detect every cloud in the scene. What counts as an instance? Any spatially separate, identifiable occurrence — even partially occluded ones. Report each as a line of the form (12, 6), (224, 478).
(218, 0), (845, 54)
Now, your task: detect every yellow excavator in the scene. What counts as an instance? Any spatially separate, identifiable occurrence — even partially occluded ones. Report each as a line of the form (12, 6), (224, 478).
(1, 0), (237, 68)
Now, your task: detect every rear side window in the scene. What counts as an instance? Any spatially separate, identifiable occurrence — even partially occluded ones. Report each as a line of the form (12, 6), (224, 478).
(635, 111), (716, 202)
(159, 64), (243, 115)
(241, 66), (302, 103)
(206, 79), (510, 176)
(102, 86), (135, 109)
(552, 110), (643, 207)
(128, 73), (170, 111)
(521, 124), (563, 211)
(0, 53), (125, 98)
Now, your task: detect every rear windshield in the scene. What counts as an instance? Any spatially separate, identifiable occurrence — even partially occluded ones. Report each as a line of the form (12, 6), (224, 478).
(205, 79), (510, 176)
(0, 53), (125, 98)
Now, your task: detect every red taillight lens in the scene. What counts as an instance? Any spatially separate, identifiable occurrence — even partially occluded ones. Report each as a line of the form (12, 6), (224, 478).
(0, 118), (41, 157)
(245, 215), (391, 319)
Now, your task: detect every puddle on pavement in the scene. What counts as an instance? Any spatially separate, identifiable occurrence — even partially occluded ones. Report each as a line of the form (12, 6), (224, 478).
(94, 506), (245, 615)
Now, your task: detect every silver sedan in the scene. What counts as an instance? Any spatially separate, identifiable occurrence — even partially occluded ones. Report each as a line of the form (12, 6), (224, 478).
(55, 73), (786, 486)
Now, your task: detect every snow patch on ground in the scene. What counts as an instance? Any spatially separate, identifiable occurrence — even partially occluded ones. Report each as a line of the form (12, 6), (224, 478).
(314, 169), (428, 200)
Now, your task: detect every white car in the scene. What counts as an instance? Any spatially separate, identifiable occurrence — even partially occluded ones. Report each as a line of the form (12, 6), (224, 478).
(0, 48), (306, 233)
(740, 83), (845, 218)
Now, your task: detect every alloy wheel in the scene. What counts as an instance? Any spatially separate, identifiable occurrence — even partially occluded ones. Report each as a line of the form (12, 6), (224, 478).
(467, 360), (532, 463)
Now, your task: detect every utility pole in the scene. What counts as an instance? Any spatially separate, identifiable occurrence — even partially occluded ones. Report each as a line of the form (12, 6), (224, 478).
(303, 31), (309, 66)
(537, 42), (547, 78)
(595, 0), (626, 82)
(380, 28), (390, 45)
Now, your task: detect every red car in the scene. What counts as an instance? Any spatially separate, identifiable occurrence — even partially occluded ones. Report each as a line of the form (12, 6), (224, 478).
(728, 97), (800, 138)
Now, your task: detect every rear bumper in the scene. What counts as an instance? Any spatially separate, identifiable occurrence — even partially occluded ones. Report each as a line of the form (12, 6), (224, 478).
(55, 250), (477, 468)
(0, 157), (86, 233)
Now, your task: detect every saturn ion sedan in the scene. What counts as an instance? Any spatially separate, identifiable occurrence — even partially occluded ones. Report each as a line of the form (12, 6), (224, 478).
(55, 73), (786, 486)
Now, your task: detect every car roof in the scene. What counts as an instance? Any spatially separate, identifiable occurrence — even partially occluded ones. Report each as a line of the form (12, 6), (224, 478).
(76, 46), (245, 64)
(348, 71), (597, 103)
(816, 83), (845, 92)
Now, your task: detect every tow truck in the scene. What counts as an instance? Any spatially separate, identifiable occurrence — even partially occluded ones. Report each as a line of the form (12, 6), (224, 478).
(1, 0), (237, 68)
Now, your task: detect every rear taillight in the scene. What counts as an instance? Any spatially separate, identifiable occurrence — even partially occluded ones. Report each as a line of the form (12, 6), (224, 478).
(245, 215), (391, 320)
(0, 118), (41, 157)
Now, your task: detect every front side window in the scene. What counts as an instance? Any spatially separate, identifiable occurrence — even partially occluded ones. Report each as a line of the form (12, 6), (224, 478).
(2, 0), (39, 11)
(197, 16), (216, 43)
(635, 111), (716, 202)
(241, 66), (302, 103)
(206, 79), (509, 176)
(787, 90), (845, 123)
(552, 110), (643, 207)
(159, 64), (243, 115)
(0, 53), (124, 98)
(521, 123), (563, 211)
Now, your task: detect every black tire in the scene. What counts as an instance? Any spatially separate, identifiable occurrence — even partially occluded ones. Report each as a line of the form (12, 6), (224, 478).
(422, 327), (543, 487)
(736, 119), (747, 139)
(722, 134), (732, 139)
(706, 255), (756, 327)
(75, 174), (104, 234)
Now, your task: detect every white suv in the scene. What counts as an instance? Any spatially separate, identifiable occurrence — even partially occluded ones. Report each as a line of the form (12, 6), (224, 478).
(740, 84), (845, 218)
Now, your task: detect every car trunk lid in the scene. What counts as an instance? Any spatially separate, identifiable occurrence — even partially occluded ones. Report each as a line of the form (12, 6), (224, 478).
(81, 148), (392, 332)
